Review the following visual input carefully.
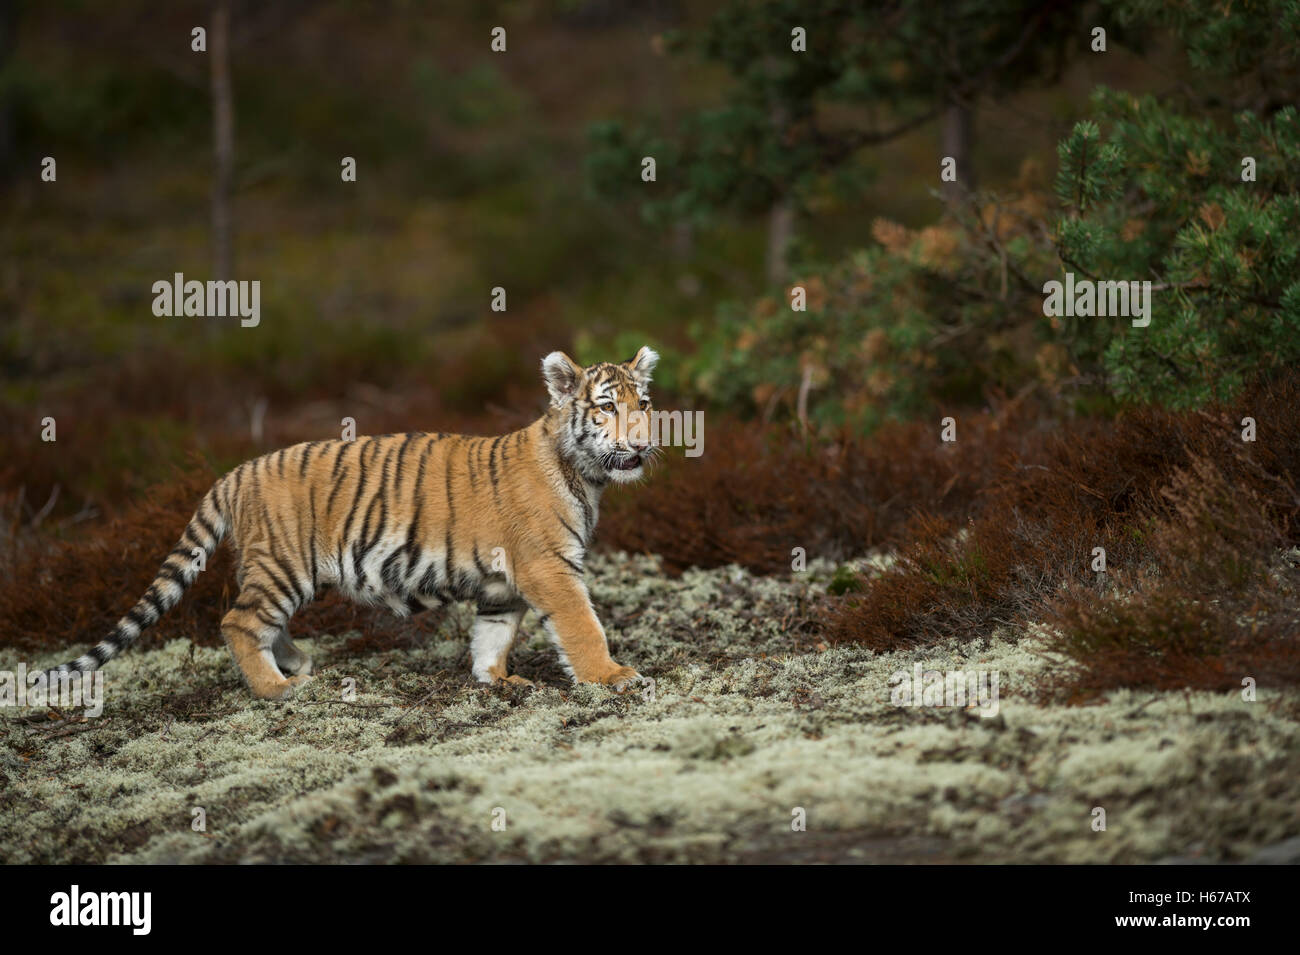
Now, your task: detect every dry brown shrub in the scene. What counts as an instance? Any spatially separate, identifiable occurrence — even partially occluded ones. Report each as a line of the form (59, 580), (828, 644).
(828, 371), (1300, 694)
(1041, 455), (1300, 699)
(598, 408), (1037, 575)
(0, 461), (235, 654)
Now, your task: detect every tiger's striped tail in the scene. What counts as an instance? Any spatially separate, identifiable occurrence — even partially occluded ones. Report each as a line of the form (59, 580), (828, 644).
(52, 483), (228, 676)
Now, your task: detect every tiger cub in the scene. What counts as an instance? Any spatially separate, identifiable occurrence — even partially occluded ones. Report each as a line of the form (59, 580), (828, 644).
(51, 348), (660, 700)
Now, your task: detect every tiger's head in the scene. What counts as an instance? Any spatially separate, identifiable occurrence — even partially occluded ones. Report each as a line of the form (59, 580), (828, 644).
(542, 346), (660, 485)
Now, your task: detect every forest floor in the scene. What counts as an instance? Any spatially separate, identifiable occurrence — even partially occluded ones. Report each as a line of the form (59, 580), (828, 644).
(3, 552), (1299, 864)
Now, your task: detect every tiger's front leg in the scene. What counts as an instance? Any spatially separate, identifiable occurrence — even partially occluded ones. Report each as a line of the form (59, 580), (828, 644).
(516, 562), (642, 690)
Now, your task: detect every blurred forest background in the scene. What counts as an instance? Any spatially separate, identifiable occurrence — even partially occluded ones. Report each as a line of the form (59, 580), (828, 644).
(1, 0), (1298, 693)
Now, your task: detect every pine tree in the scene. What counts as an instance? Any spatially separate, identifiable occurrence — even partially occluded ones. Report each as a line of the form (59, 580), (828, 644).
(588, 0), (1105, 286)
(679, 0), (1300, 425)
(1053, 0), (1300, 406)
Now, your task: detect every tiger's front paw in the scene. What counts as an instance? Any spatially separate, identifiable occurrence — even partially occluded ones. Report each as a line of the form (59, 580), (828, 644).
(598, 665), (646, 694)
(283, 674), (314, 696)
(253, 674), (313, 701)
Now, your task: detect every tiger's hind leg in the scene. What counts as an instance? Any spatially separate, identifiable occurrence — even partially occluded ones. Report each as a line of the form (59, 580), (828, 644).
(272, 628), (313, 677)
(470, 602), (529, 685)
(221, 579), (311, 700)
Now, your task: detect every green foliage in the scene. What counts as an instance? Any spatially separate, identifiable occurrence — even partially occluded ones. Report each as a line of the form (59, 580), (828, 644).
(684, 0), (1300, 426)
(1054, 120), (1124, 213)
(7, 63), (206, 152)
(1106, 0), (1300, 85)
(827, 563), (864, 596)
(1054, 92), (1300, 407)
(410, 60), (523, 129)
(586, 0), (1100, 233)
(683, 188), (1058, 429)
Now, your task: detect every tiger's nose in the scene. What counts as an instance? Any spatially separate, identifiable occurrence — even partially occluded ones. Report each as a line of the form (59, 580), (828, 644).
(624, 412), (651, 451)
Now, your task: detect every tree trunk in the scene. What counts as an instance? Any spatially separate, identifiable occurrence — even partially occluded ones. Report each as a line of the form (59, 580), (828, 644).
(764, 70), (795, 287)
(941, 97), (974, 207)
(211, 0), (235, 295)
(766, 196), (793, 287)
(672, 219), (694, 261)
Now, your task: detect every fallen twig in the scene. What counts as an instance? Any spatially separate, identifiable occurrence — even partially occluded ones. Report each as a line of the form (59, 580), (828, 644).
(26, 720), (108, 741)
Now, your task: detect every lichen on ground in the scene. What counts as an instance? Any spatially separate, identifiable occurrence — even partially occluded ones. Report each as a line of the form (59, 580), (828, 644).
(2, 552), (1297, 864)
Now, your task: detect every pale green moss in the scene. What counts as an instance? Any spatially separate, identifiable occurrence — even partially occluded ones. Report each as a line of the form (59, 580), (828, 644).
(2, 552), (1296, 863)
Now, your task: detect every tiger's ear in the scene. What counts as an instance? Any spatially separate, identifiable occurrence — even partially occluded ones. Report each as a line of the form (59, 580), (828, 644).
(625, 345), (659, 384)
(541, 351), (583, 406)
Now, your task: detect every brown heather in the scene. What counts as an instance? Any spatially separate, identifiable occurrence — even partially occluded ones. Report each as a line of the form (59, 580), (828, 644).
(599, 404), (1037, 575)
(827, 371), (1300, 698)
